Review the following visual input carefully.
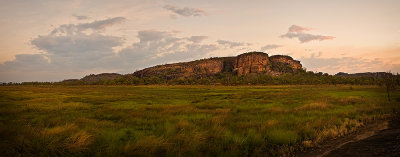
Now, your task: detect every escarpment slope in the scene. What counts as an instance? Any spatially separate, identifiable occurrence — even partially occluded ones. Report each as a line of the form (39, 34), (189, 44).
(133, 52), (302, 79)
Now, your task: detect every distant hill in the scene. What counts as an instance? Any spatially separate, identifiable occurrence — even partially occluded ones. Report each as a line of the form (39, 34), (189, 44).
(133, 52), (303, 79)
(53, 51), (398, 85)
(61, 73), (122, 84)
(81, 73), (122, 82)
(335, 72), (392, 78)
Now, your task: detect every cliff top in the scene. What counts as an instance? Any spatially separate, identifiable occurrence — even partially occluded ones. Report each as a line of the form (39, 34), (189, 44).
(237, 51), (269, 57)
(270, 55), (294, 60)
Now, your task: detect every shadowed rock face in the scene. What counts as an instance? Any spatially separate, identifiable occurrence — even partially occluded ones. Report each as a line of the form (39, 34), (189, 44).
(270, 55), (302, 70)
(133, 57), (235, 79)
(133, 52), (302, 78)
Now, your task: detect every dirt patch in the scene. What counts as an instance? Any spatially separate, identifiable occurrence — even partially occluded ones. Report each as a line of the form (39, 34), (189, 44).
(300, 118), (400, 157)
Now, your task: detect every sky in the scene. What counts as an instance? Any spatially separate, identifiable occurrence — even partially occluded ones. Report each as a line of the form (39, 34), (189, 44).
(0, 0), (399, 82)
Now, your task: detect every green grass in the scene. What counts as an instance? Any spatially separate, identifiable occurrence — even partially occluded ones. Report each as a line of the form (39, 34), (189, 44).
(0, 85), (399, 156)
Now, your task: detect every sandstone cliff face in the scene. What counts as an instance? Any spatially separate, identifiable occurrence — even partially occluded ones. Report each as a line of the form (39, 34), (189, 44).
(133, 52), (302, 78)
(234, 52), (270, 76)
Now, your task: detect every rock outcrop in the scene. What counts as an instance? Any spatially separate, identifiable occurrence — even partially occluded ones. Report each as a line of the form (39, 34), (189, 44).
(133, 52), (302, 78)
(234, 52), (270, 76)
(133, 57), (235, 79)
(270, 55), (302, 69)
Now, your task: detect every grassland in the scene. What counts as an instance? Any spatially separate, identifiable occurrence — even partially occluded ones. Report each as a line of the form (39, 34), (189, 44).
(0, 85), (399, 156)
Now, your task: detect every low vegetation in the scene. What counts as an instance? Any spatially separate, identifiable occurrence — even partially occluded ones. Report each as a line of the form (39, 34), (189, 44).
(0, 85), (399, 156)
(8, 71), (400, 86)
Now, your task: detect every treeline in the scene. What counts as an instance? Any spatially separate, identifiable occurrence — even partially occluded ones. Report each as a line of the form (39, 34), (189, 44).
(7, 70), (399, 86)
(108, 71), (399, 86)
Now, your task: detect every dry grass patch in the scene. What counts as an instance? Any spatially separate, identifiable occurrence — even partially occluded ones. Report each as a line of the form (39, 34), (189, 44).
(64, 131), (93, 151)
(43, 124), (78, 135)
(124, 136), (169, 156)
(266, 107), (287, 113)
(295, 102), (331, 111)
(337, 96), (365, 105)
(314, 118), (364, 144)
(260, 119), (279, 132)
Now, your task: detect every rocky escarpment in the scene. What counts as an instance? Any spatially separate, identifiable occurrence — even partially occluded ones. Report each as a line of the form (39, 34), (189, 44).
(133, 52), (302, 79)
(133, 57), (235, 79)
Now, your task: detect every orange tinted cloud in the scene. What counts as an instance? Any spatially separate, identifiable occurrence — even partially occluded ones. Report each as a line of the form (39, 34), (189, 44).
(282, 25), (335, 43)
(288, 25), (312, 33)
(163, 5), (207, 17)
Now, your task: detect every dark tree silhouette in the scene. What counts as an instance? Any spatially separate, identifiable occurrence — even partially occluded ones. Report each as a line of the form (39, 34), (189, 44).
(383, 72), (396, 102)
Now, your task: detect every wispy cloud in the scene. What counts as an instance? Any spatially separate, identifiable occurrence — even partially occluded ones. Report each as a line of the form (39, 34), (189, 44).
(288, 25), (312, 33)
(281, 25), (335, 43)
(50, 17), (126, 35)
(72, 14), (90, 20)
(217, 40), (249, 48)
(163, 5), (207, 17)
(188, 36), (208, 43)
(260, 44), (282, 51)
